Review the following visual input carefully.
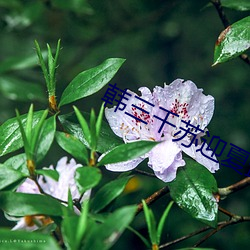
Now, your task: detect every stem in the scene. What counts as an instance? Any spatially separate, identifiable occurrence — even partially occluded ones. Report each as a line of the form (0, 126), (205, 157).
(218, 177), (250, 198)
(193, 216), (250, 247)
(136, 186), (169, 215)
(134, 169), (156, 178)
(159, 216), (250, 249)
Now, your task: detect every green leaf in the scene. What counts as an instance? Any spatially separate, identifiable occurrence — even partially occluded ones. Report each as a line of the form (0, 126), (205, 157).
(59, 58), (125, 106)
(4, 153), (28, 175)
(83, 205), (137, 250)
(168, 159), (218, 227)
(0, 192), (65, 216)
(89, 109), (97, 150)
(91, 176), (132, 213)
(0, 164), (27, 190)
(157, 201), (174, 244)
(62, 215), (80, 250)
(59, 112), (123, 153)
(0, 111), (44, 157)
(36, 116), (56, 162)
(30, 109), (49, 158)
(97, 140), (159, 166)
(56, 131), (89, 165)
(76, 201), (89, 248)
(221, 0), (250, 11)
(73, 106), (91, 147)
(0, 228), (60, 250)
(0, 76), (46, 102)
(96, 103), (105, 140)
(35, 40), (50, 91)
(62, 201), (89, 250)
(75, 167), (102, 194)
(36, 169), (59, 181)
(142, 200), (157, 245)
(213, 16), (250, 65)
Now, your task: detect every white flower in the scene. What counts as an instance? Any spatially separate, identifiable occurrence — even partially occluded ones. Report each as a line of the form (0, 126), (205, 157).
(103, 79), (219, 182)
(12, 157), (90, 231)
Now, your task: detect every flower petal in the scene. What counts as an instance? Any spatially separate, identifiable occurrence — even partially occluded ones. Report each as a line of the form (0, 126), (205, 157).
(39, 157), (82, 201)
(181, 143), (219, 173)
(155, 79), (214, 131)
(16, 178), (40, 194)
(105, 88), (155, 142)
(148, 140), (185, 182)
(105, 156), (146, 172)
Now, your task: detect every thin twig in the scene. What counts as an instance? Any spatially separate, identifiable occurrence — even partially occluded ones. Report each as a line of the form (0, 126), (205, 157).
(159, 224), (212, 249)
(134, 169), (156, 178)
(218, 177), (250, 198)
(218, 206), (235, 218)
(211, 0), (250, 66)
(136, 186), (169, 215)
(193, 216), (250, 247)
(160, 216), (250, 249)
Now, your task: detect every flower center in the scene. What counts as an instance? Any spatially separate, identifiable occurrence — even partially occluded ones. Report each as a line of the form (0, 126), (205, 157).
(170, 99), (190, 120)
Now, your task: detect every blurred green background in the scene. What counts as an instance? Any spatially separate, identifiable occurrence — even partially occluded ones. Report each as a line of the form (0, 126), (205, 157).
(0, 0), (249, 249)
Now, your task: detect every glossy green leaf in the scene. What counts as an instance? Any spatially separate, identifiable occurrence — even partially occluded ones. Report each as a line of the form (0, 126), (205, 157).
(213, 16), (250, 65)
(89, 109), (97, 150)
(97, 141), (159, 166)
(73, 106), (91, 147)
(36, 169), (59, 181)
(0, 228), (60, 250)
(96, 103), (105, 140)
(59, 113), (123, 153)
(0, 164), (27, 190)
(62, 201), (89, 250)
(59, 58), (125, 106)
(157, 200), (174, 244)
(221, 0), (250, 11)
(91, 176), (132, 213)
(76, 201), (89, 248)
(142, 200), (157, 244)
(62, 215), (80, 250)
(75, 167), (102, 194)
(4, 153), (28, 175)
(83, 205), (137, 250)
(0, 77), (46, 102)
(0, 192), (65, 216)
(36, 116), (56, 162)
(168, 159), (218, 227)
(56, 131), (89, 165)
(30, 109), (49, 158)
(0, 111), (44, 157)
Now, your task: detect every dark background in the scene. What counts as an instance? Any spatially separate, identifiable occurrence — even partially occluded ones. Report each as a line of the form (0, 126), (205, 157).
(0, 0), (249, 249)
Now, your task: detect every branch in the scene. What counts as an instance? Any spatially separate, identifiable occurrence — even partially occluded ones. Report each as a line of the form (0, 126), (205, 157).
(159, 224), (212, 249)
(211, 0), (250, 66)
(159, 216), (250, 249)
(136, 186), (169, 215)
(193, 216), (250, 247)
(134, 169), (156, 178)
(218, 177), (250, 198)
